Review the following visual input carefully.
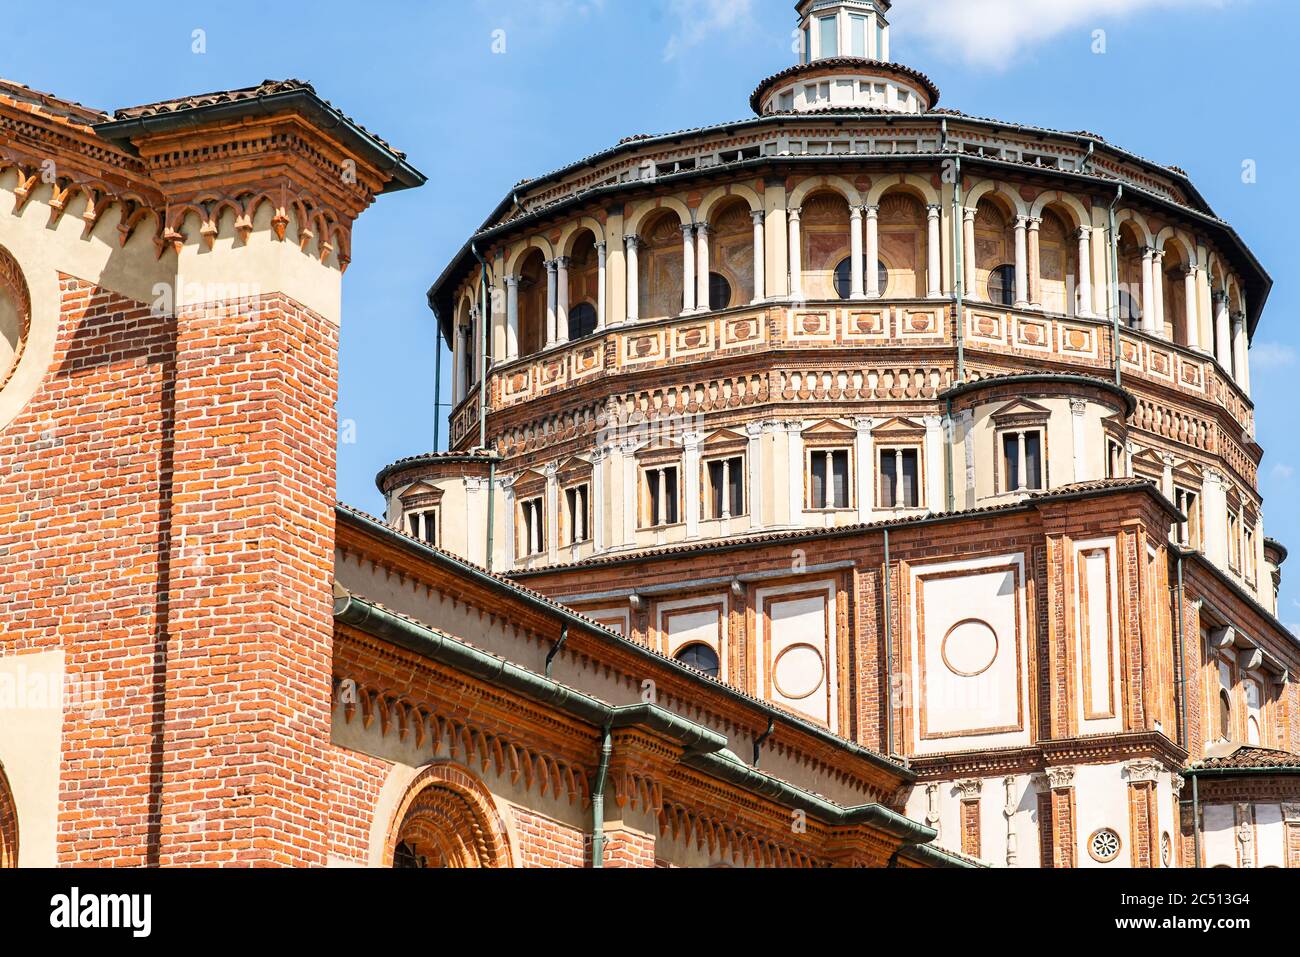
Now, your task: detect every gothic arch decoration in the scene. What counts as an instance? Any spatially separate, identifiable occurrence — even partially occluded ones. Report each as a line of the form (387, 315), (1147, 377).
(0, 762), (17, 868)
(0, 242), (32, 395)
(384, 763), (513, 869)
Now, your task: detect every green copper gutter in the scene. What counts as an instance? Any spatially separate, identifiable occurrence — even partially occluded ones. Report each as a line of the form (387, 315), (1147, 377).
(333, 592), (974, 866)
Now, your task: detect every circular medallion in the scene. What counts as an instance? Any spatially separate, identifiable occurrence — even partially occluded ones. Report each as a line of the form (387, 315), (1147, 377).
(772, 643), (825, 700)
(940, 619), (999, 677)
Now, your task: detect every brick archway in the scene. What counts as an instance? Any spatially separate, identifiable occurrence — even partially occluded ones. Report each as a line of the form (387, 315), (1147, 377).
(0, 763), (17, 868)
(384, 763), (512, 869)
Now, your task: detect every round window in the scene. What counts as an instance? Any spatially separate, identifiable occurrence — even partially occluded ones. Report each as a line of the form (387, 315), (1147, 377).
(708, 272), (732, 311)
(988, 263), (1016, 307)
(1088, 828), (1122, 864)
(834, 258), (889, 300)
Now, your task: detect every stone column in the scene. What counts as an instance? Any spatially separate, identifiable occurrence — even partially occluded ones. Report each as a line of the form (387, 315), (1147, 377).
(1201, 466), (1229, 569)
(684, 431), (701, 539)
(595, 242), (607, 329)
(1213, 291), (1231, 371)
(625, 235), (641, 322)
(1069, 398), (1088, 484)
(545, 259), (559, 346)
(504, 275), (521, 359)
(865, 204), (881, 298)
(1027, 216), (1042, 307)
(751, 210), (766, 304)
(924, 415), (944, 510)
(788, 208), (804, 300)
(963, 207), (978, 299)
(696, 224), (711, 311)
(746, 422), (764, 530)
(591, 446), (606, 551)
(786, 420), (805, 525)
(621, 440), (638, 546)
(1076, 226), (1094, 317)
(452, 321), (467, 402)
(1003, 776), (1019, 867)
(854, 416), (874, 523)
(545, 463), (559, 564)
(1150, 249), (1165, 337)
(927, 204), (943, 298)
(849, 205), (866, 299)
(680, 224), (696, 314)
(1013, 216), (1030, 308)
(1140, 247), (1156, 335)
(555, 257), (571, 345)
(1182, 266), (1200, 351)
(1231, 312), (1249, 392)
(1124, 760), (1163, 868)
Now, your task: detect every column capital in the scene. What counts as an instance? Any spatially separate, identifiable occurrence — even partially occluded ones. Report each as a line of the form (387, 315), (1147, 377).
(695, 222), (711, 236)
(927, 203), (942, 217)
(1044, 766), (1075, 790)
(503, 274), (521, 288)
(594, 240), (607, 252)
(863, 203), (880, 217)
(1076, 225), (1092, 240)
(554, 256), (571, 269)
(625, 234), (642, 249)
(680, 223), (696, 237)
(1141, 245), (1156, 258)
(787, 206), (802, 221)
(544, 258), (559, 272)
(1070, 398), (1087, 417)
(1151, 247), (1165, 262)
(751, 208), (766, 224)
(1027, 216), (1042, 229)
(849, 204), (864, 220)
(955, 779), (983, 799)
(1014, 215), (1030, 228)
(745, 420), (765, 438)
(963, 206), (977, 222)
(1123, 759), (1164, 784)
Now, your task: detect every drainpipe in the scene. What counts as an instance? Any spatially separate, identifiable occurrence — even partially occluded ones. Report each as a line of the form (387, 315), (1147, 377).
(752, 717), (776, 768)
(1174, 552), (1189, 750)
(431, 302), (444, 453)
(943, 395), (955, 514)
(882, 527), (895, 757)
(951, 154), (967, 384)
(1107, 185), (1124, 387)
(470, 242), (496, 571)
(591, 721), (612, 868)
(545, 625), (569, 679)
(1191, 772), (1202, 868)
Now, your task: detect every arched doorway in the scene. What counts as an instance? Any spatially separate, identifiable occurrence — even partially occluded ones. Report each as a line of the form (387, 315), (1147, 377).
(386, 764), (512, 869)
(0, 763), (17, 868)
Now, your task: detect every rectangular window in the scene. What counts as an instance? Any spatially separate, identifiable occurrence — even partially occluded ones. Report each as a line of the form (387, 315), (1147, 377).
(879, 448), (920, 508)
(1244, 526), (1256, 583)
(565, 484), (590, 545)
(706, 456), (745, 519)
(809, 449), (850, 509)
(1227, 511), (1241, 571)
(644, 466), (680, 528)
(520, 497), (545, 557)
(818, 15), (838, 58)
(850, 15), (868, 57)
(1001, 430), (1043, 492)
(1106, 439), (1126, 479)
(1173, 487), (1200, 549)
(406, 509), (439, 547)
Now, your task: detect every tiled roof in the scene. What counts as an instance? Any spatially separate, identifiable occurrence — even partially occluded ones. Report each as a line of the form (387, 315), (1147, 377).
(507, 478), (1167, 577)
(1189, 746), (1300, 772)
(0, 78), (108, 127)
(109, 78), (404, 157)
(749, 58), (942, 114)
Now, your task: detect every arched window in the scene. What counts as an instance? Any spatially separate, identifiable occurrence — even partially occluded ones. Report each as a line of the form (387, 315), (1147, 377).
(1218, 689), (1232, 741)
(834, 259), (889, 300)
(387, 765), (513, 869)
(568, 303), (597, 341)
(988, 264), (1016, 307)
(0, 244), (31, 393)
(675, 642), (720, 679)
(1118, 290), (1143, 328)
(708, 273), (733, 311)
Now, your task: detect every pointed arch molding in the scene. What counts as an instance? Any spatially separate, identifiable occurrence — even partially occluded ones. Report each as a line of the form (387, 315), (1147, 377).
(0, 762), (17, 868)
(383, 762), (514, 869)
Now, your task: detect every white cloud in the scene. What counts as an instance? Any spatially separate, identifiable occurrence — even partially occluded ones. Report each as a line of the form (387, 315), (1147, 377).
(663, 0), (755, 62)
(1251, 342), (1297, 370)
(1272, 463), (1296, 481)
(899, 0), (1235, 68)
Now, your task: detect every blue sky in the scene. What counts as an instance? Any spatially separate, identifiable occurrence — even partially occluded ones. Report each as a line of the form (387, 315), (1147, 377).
(4, 0), (1297, 623)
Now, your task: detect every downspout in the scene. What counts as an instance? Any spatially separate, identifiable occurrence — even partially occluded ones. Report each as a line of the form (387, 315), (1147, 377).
(432, 303), (444, 452)
(1107, 184), (1124, 387)
(470, 242), (496, 571)
(591, 721), (612, 868)
(1191, 771), (1202, 868)
(951, 154), (967, 383)
(1174, 552), (1188, 750)
(545, 624), (569, 679)
(752, 717), (776, 768)
(882, 527), (895, 757)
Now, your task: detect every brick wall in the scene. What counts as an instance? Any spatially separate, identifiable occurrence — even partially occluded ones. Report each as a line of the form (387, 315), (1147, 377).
(0, 276), (338, 865)
(512, 806), (588, 868)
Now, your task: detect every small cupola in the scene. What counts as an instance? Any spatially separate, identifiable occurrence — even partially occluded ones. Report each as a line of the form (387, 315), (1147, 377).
(752, 1), (938, 116)
(797, 0), (891, 62)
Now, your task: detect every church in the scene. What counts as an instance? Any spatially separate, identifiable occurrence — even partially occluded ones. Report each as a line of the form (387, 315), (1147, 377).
(0, 0), (1296, 868)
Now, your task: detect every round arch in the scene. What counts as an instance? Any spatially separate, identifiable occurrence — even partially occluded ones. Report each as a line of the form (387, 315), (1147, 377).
(788, 175), (862, 209)
(505, 235), (557, 278)
(964, 180), (1028, 219)
(558, 217), (606, 257)
(384, 762), (513, 869)
(864, 173), (940, 208)
(0, 762), (17, 868)
(1113, 209), (1155, 247)
(697, 184), (763, 224)
(624, 197), (692, 238)
(1028, 190), (1089, 229)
